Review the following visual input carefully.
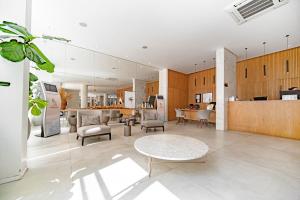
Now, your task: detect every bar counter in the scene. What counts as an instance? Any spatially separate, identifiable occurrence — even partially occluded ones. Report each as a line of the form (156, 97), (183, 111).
(228, 100), (300, 140)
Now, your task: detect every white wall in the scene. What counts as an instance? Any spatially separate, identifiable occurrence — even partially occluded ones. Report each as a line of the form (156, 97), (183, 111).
(0, 0), (31, 184)
(132, 78), (146, 107)
(216, 48), (237, 131)
(80, 84), (88, 108)
(159, 68), (168, 121)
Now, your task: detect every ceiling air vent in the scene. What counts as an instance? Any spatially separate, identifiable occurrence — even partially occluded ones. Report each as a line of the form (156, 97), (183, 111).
(225, 0), (289, 25)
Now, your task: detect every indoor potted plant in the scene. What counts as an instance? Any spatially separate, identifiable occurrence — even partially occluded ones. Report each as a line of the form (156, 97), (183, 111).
(0, 21), (69, 138)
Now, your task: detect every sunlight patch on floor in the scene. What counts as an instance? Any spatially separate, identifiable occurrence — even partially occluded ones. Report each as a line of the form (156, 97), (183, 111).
(83, 173), (106, 200)
(71, 167), (87, 179)
(71, 175), (106, 200)
(112, 154), (123, 160)
(99, 157), (148, 197)
(134, 181), (180, 200)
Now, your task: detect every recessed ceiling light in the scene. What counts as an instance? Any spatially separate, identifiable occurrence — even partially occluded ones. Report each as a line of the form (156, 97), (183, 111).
(142, 45), (148, 49)
(70, 57), (76, 61)
(79, 22), (87, 27)
(105, 77), (118, 81)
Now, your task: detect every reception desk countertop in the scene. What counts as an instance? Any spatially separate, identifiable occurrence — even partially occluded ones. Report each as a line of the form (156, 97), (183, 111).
(228, 100), (300, 140)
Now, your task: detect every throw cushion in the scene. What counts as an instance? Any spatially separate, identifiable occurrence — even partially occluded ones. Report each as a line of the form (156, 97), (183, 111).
(81, 115), (100, 126)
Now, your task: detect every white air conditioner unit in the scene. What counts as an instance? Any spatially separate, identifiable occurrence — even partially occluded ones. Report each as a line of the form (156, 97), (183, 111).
(225, 0), (289, 25)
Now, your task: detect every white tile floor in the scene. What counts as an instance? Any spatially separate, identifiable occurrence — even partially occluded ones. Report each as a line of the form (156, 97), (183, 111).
(1, 122), (300, 200)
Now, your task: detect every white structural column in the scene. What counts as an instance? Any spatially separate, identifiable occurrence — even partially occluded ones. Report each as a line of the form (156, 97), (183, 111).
(159, 68), (168, 121)
(103, 93), (107, 106)
(80, 84), (88, 108)
(132, 78), (146, 107)
(0, 0), (31, 184)
(216, 48), (237, 131)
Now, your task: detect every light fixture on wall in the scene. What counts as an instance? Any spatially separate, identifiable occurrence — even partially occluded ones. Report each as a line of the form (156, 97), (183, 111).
(285, 35), (290, 73)
(285, 34), (290, 49)
(213, 58), (216, 84)
(203, 60), (206, 85)
(262, 42), (267, 76)
(194, 64), (197, 87)
(244, 48), (248, 79)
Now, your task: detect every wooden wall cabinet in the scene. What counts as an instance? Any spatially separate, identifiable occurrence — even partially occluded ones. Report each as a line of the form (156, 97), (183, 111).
(145, 81), (159, 98)
(188, 67), (216, 106)
(168, 70), (188, 121)
(237, 46), (300, 100)
(116, 86), (133, 103)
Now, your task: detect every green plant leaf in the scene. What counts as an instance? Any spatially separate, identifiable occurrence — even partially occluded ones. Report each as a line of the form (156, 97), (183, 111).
(0, 35), (15, 40)
(28, 101), (33, 109)
(29, 72), (38, 82)
(25, 44), (46, 65)
(27, 43), (54, 73)
(29, 97), (48, 116)
(0, 81), (11, 87)
(0, 24), (18, 35)
(38, 62), (55, 73)
(31, 104), (41, 116)
(35, 99), (47, 109)
(0, 39), (25, 62)
(2, 21), (34, 42)
(42, 35), (71, 43)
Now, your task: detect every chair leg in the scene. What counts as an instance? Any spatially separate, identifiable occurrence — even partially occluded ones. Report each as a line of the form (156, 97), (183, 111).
(146, 128), (148, 133)
(162, 126), (164, 132)
(82, 137), (85, 146)
(109, 133), (111, 140)
(141, 125), (143, 130)
(76, 135), (79, 140)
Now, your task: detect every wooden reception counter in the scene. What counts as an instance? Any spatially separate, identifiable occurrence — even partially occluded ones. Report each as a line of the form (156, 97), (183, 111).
(228, 100), (300, 140)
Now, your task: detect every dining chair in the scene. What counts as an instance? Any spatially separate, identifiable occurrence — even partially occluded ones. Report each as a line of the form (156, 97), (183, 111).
(175, 109), (185, 125)
(197, 110), (211, 128)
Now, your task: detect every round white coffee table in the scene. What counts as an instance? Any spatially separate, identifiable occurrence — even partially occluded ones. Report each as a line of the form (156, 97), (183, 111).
(134, 134), (209, 177)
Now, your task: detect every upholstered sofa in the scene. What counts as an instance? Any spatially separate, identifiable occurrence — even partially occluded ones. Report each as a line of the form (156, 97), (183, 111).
(69, 109), (122, 129)
(141, 109), (164, 133)
(77, 110), (111, 146)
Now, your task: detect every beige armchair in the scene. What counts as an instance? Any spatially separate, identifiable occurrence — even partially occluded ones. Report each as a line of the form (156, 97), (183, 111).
(77, 110), (111, 146)
(141, 109), (164, 133)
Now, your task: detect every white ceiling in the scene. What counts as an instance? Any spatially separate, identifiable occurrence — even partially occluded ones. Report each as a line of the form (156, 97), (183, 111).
(32, 40), (159, 92)
(31, 0), (300, 74)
